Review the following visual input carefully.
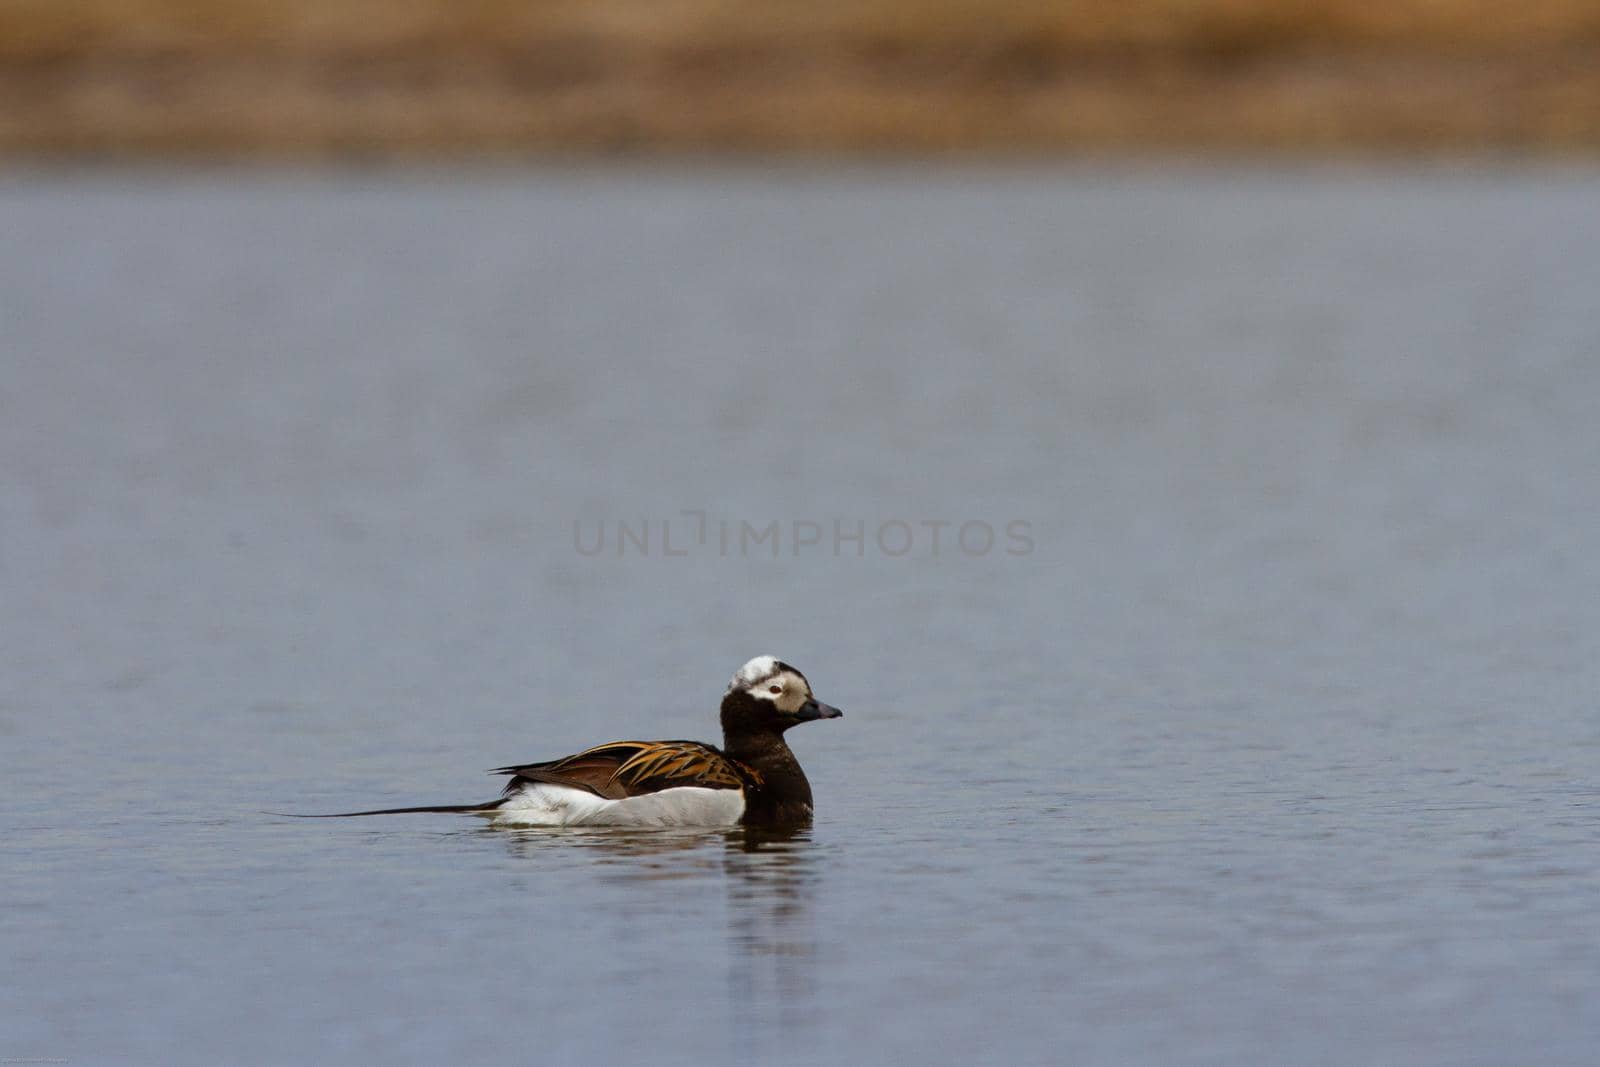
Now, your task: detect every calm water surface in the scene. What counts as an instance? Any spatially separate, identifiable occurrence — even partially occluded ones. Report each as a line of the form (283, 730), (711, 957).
(3, 167), (1599, 1064)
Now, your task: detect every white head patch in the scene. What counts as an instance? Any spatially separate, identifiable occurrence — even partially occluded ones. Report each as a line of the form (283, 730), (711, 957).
(727, 654), (811, 714)
(729, 655), (781, 692)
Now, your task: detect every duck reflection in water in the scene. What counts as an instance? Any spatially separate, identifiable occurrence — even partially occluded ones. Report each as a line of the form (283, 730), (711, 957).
(723, 825), (819, 1035)
(491, 825), (821, 1037)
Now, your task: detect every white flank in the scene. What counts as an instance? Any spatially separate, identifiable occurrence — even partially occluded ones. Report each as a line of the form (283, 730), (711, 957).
(491, 783), (745, 827)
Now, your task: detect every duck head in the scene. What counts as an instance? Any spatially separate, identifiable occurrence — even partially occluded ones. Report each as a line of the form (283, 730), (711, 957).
(720, 655), (843, 736)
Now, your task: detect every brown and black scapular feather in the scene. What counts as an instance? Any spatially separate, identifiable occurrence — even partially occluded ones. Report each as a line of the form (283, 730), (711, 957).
(272, 742), (752, 818)
(492, 740), (758, 799)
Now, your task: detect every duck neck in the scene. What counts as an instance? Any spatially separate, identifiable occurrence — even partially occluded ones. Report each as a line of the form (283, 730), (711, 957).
(724, 728), (814, 825)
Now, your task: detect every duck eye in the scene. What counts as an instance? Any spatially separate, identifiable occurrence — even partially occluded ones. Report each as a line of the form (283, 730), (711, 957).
(768, 685), (782, 694)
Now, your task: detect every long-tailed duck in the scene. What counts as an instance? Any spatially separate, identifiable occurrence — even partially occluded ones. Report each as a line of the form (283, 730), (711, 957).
(288, 656), (842, 828)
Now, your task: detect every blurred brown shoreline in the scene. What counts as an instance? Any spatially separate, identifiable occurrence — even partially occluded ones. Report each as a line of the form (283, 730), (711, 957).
(4, 0), (1600, 158)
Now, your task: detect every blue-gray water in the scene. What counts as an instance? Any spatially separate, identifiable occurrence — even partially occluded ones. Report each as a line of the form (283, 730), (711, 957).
(3, 168), (1599, 1064)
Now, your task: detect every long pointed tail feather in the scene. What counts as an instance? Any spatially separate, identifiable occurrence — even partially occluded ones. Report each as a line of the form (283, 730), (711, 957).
(267, 799), (506, 818)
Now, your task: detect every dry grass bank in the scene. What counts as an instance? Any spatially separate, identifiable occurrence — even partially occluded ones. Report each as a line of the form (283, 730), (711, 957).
(3, 0), (1599, 157)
